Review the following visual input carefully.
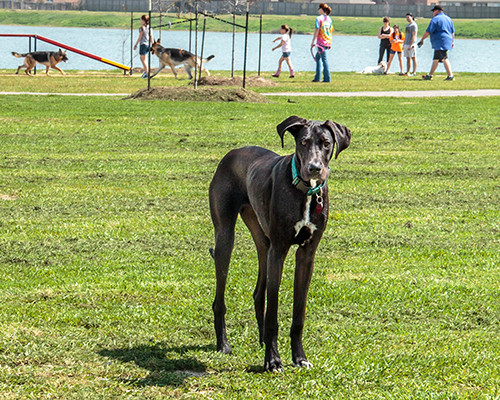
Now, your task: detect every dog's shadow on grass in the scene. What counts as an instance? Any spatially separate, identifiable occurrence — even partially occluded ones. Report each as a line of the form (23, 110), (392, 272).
(99, 343), (214, 387)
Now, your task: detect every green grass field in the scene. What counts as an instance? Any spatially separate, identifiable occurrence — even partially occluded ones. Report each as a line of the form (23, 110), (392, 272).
(1, 10), (499, 39)
(0, 71), (499, 93)
(0, 75), (499, 398)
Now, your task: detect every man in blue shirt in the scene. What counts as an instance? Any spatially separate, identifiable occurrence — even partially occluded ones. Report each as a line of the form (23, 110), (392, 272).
(418, 5), (455, 81)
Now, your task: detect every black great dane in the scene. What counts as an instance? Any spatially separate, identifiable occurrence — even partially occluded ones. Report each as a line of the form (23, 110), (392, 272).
(209, 116), (351, 372)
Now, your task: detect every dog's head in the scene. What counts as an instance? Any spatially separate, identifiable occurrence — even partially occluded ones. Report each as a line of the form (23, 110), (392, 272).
(151, 39), (162, 56)
(58, 49), (68, 63)
(277, 116), (351, 183)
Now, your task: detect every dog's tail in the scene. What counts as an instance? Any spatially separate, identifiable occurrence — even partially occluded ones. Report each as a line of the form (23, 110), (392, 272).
(204, 55), (215, 63)
(12, 52), (27, 58)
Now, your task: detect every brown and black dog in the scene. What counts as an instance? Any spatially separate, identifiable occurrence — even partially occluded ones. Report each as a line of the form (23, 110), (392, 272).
(150, 39), (214, 79)
(12, 49), (68, 76)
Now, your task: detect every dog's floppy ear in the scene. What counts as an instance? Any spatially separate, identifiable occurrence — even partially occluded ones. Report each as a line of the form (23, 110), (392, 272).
(324, 121), (351, 159)
(276, 116), (308, 148)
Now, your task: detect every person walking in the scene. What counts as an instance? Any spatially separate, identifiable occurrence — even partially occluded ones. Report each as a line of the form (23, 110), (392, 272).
(403, 13), (418, 76)
(272, 24), (295, 78)
(311, 3), (334, 83)
(378, 17), (393, 65)
(134, 14), (154, 78)
(418, 5), (455, 81)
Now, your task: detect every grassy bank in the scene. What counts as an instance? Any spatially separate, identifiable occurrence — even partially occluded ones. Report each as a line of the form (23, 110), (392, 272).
(0, 79), (499, 398)
(1, 10), (499, 39)
(0, 70), (499, 94)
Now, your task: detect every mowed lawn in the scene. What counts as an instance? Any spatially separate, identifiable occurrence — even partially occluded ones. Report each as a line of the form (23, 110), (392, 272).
(0, 87), (499, 398)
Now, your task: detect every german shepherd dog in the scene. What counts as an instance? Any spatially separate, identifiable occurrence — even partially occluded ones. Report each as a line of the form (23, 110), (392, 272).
(12, 49), (68, 76)
(150, 39), (214, 79)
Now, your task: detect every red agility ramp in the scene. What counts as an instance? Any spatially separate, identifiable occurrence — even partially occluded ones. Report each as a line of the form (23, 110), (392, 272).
(1, 33), (131, 72)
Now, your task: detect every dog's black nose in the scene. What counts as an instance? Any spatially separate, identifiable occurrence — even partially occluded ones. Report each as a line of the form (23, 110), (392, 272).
(308, 163), (322, 174)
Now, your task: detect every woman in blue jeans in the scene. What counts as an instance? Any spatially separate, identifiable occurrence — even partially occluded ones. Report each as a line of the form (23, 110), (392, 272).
(311, 3), (334, 82)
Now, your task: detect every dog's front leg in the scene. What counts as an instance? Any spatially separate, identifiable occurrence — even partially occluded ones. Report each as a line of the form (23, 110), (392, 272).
(264, 244), (288, 372)
(150, 64), (165, 79)
(290, 239), (320, 369)
(53, 66), (65, 75)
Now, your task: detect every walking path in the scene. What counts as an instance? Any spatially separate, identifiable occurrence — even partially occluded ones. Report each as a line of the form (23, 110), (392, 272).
(0, 89), (499, 97)
(263, 89), (500, 98)
(0, 91), (130, 96)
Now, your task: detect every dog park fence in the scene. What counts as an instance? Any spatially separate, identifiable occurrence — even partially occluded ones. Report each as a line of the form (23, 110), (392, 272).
(0, 0), (78, 10)
(79, 0), (500, 19)
(1, 0), (499, 18)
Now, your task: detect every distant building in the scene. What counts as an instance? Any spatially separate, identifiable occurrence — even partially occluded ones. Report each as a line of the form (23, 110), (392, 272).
(50, 0), (80, 3)
(439, 0), (500, 6)
(372, 0), (435, 5)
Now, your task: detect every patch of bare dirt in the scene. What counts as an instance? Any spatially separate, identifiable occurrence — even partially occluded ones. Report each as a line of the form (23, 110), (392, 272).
(197, 76), (277, 87)
(125, 86), (269, 103)
(0, 194), (17, 201)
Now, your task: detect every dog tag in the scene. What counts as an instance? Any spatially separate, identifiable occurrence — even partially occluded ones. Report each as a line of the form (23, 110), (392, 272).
(315, 194), (324, 214)
(315, 203), (323, 215)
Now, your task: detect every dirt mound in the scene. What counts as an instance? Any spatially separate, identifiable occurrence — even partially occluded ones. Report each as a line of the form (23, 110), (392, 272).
(197, 76), (277, 87)
(125, 86), (269, 103)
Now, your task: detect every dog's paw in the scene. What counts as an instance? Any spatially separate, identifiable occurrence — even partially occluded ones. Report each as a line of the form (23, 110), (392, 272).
(265, 358), (283, 373)
(217, 342), (232, 355)
(293, 359), (313, 369)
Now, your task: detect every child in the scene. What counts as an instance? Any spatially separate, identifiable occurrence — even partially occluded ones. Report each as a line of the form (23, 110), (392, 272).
(271, 25), (295, 78)
(385, 25), (405, 75)
(134, 15), (154, 78)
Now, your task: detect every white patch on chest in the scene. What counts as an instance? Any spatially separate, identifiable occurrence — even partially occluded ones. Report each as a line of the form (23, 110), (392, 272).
(294, 180), (318, 240)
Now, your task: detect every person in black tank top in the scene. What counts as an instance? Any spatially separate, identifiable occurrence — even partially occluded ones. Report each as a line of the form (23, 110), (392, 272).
(378, 17), (393, 63)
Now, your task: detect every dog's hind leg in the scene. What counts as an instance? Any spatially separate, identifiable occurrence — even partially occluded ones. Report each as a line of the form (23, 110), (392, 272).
(184, 64), (193, 80)
(209, 182), (242, 355)
(23, 58), (34, 75)
(240, 205), (269, 346)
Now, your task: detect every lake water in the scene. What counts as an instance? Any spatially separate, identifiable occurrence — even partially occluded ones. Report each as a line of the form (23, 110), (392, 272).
(1, 25), (499, 73)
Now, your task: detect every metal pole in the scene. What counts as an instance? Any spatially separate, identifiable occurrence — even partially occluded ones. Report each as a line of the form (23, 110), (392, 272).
(189, 18), (192, 52)
(200, 17), (206, 80)
(147, 3), (152, 90)
(130, 11), (133, 74)
(258, 13), (262, 76)
(194, 1), (198, 89)
(34, 35), (37, 75)
(231, 4), (235, 78)
(243, 2), (249, 89)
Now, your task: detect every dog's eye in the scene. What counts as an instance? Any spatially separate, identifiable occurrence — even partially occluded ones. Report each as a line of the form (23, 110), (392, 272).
(301, 140), (307, 146)
(323, 141), (331, 148)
